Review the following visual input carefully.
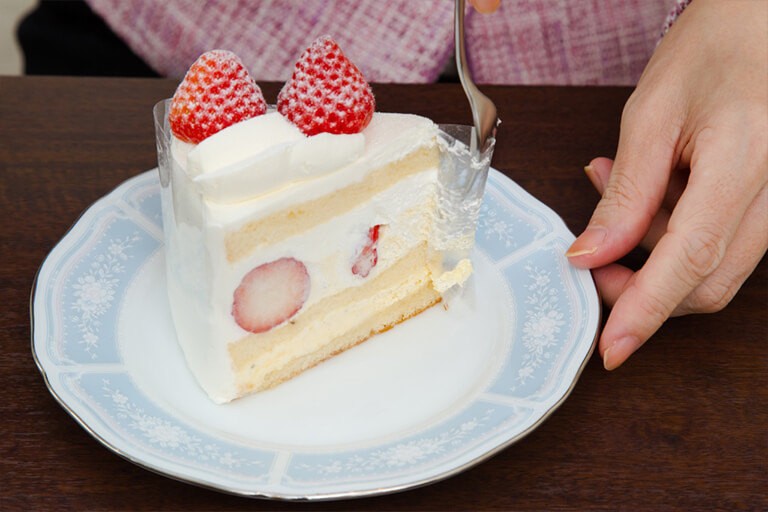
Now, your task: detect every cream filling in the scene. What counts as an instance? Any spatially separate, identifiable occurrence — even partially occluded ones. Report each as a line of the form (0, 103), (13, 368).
(235, 267), (433, 393)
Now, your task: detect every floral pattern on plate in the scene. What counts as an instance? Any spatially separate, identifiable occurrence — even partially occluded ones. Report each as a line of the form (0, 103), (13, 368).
(32, 169), (599, 500)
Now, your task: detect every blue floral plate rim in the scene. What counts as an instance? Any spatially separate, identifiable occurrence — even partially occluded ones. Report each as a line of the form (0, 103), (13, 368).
(31, 168), (599, 500)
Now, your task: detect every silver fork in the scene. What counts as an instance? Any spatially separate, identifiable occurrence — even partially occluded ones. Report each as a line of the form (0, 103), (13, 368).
(455, 0), (499, 154)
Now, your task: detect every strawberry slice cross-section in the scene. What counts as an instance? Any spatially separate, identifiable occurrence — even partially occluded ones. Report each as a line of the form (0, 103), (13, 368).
(352, 225), (382, 278)
(232, 257), (311, 333)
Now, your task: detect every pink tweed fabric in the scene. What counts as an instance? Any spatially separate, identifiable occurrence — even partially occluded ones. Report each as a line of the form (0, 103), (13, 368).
(84, 0), (683, 85)
(661, 0), (694, 36)
(466, 0), (671, 85)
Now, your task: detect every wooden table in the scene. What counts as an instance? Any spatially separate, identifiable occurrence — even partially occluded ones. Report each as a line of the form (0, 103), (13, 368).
(1, 76), (765, 511)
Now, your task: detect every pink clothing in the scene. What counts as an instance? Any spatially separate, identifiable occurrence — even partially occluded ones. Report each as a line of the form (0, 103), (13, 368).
(84, 0), (683, 85)
(661, 0), (694, 36)
(466, 0), (670, 85)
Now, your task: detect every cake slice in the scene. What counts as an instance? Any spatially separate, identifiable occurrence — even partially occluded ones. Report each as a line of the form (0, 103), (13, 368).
(156, 37), (480, 403)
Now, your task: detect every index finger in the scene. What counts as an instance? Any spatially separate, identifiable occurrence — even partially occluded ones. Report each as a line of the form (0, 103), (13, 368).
(600, 127), (765, 368)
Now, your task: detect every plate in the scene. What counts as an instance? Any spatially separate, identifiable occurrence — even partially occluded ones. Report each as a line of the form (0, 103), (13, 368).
(32, 169), (599, 500)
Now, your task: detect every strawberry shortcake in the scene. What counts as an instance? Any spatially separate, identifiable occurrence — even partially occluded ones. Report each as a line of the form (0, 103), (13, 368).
(157, 36), (476, 403)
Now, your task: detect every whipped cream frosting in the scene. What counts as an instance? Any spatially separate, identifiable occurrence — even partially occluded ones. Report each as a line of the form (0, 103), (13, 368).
(179, 112), (366, 203)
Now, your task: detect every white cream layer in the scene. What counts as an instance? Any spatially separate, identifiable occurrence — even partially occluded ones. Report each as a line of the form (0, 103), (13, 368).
(182, 113), (366, 203)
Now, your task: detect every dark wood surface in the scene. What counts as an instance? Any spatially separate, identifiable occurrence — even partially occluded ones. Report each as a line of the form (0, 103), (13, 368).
(1, 76), (765, 511)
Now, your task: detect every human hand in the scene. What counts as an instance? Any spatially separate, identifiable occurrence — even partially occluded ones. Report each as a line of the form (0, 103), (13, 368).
(566, 0), (768, 370)
(468, 0), (501, 14)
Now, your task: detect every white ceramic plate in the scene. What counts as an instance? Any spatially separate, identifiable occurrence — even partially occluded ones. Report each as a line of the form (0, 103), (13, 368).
(32, 169), (599, 500)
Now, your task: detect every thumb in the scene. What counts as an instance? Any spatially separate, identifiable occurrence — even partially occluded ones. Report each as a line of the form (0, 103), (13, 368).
(566, 94), (680, 269)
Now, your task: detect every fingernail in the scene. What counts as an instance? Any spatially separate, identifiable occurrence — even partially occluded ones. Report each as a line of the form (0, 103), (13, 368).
(584, 165), (604, 191)
(603, 336), (641, 370)
(565, 226), (607, 258)
(470, 0), (501, 13)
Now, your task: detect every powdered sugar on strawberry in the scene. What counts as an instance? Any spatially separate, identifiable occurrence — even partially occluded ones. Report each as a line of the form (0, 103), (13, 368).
(277, 36), (375, 136)
(170, 50), (267, 144)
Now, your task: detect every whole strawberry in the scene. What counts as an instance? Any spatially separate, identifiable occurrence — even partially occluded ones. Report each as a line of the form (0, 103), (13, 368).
(169, 50), (266, 144)
(277, 36), (375, 136)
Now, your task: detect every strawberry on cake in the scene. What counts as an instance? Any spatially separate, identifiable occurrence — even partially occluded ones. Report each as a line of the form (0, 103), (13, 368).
(154, 36), (485, 403)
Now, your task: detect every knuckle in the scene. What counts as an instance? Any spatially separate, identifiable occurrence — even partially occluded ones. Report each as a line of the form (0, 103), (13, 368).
(596, 174), (656, 231)
(620, 93), (643, 124)
(620, 86), (661, 120)
(599, 173), (646, 215)
(620, 87), (681, 135)
(675, 227), (727, 283)
(688, 277), (738, 313)
(633, 280), (676, 325)
(620, 94), (655, 135)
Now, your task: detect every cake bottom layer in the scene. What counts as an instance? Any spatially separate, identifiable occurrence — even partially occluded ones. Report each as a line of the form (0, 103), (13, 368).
(228, 244), (442, 398)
